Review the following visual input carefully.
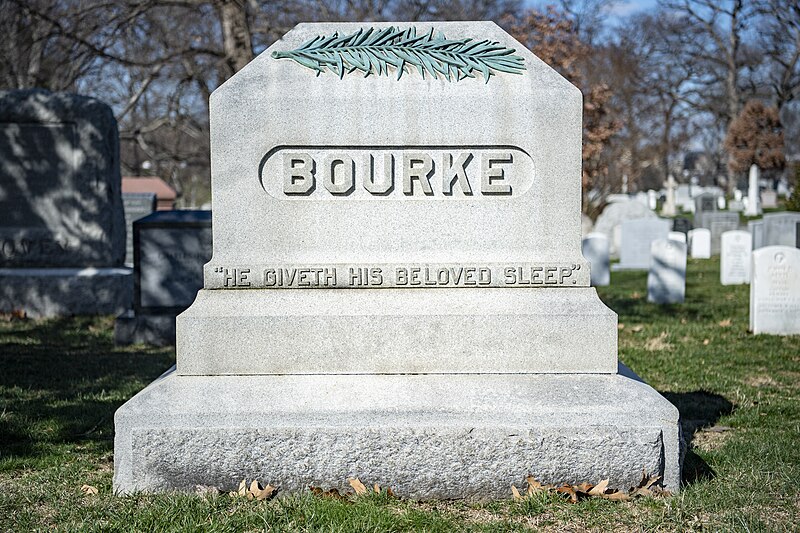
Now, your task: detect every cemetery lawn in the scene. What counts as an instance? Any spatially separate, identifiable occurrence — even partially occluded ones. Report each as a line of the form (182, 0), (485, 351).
(1, 258), (798, 532)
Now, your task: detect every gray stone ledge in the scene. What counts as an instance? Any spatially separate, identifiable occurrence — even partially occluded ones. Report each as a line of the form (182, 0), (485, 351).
(176, 287), (618, 375)
(0, 267), (132, 317)
(114, 365), (681, 498)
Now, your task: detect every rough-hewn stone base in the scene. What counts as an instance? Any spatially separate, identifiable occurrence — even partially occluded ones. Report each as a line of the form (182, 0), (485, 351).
(113, 365), (682, 498)
(0, 267), (132, 317)
(115, 310), (177, 346)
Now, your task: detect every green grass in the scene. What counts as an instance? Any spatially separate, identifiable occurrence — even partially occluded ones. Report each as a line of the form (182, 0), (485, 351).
(1, 258), (798, 531)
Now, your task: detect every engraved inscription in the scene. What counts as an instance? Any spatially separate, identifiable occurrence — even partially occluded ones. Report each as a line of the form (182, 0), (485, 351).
(261, 146), (534, 200)
(205, 263), (587, 289)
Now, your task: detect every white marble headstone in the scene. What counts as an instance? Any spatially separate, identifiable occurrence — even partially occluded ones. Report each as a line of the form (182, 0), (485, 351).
(750, 246), (800, 335)
(720, 230), (752, 285)
(647, 239), (686, 304)
(688, 228), (711, 259)
(582, 232), (609, 286)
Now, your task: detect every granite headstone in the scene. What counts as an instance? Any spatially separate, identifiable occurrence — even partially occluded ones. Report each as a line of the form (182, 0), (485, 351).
(114, 21), (681, 498)
(0, 89), (131, 316)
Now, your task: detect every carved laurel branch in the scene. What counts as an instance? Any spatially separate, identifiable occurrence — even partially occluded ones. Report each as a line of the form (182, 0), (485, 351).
(271, 26), (526, 83)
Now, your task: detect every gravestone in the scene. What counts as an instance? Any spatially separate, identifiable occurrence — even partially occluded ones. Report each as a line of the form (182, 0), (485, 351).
(647, 239), (686, 304)
(594, 200), (656, 258)
(749, 219), (764, 250)
(615, 217), (670, 270)
(750, 246), (800, 335)
(745, 164), (761, 216)
(662, 175), (677, 217)
(797, 222), (800, 248)
(668, 231), (686, 243)
(705, 212), (739, 255)
(672, 217), (693, 235)
(720, 230), (752, 285)
(689, 228), (711, 259)
(115, 211), (212, 345)
(647, 189), (658, 210)
(762, 213), (800, 248)
(113, 21), (681, 498)
(693, 192), (718, 229)
(761, 190), (778, 209)
(0, 89), (132, 317)
(122, 192), (156, 266)
(582, 232), (609, 286)
(676, 184), (693, 212)
(729, 199), (743, 212)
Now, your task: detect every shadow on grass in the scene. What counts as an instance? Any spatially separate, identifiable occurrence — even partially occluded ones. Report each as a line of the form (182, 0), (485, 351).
(660, 390), (734, 486)
(0, 316), (174, 460)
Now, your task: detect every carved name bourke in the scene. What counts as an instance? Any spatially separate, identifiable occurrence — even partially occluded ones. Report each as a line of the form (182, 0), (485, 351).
(271, 26), (526, 82)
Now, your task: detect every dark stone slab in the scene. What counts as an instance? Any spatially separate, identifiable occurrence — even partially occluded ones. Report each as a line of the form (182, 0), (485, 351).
(123, 193), (156, 266)
(0, 89), (125, 267)
(134, 210), (212, 313)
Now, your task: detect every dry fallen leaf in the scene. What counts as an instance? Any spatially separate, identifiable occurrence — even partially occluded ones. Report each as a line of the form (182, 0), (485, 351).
(618, 323), (625, 330)
(348, 477), (368, 495)
(81, 484), (98, 495)
(703, 339), (710, 345)
(247, 480), (276, 501)
(631, 292), (642, 300)
(373, 483), (381, 494)
(588, 478), (609, 496)
(511, 485), (522, 500)
(630, 325), (644, 333)
(603, 490), (631, 501)
(718, 318), (732, 327)
(556, 485), (578, 503)
(310, 486), (347, 500)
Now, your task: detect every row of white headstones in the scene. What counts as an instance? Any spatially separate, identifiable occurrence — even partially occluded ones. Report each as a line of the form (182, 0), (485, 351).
(582, 229), (800, 335)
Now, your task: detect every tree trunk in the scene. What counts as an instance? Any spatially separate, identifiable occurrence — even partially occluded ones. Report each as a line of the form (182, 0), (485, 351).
(215, 0), (253, 76)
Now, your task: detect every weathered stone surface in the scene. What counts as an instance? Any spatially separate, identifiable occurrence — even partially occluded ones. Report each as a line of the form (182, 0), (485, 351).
(615, 217), (669, 270)
(178, 287), (617, 375)
(750, 246), (800, 335)
(647, 239), (686, 304)
(114, 366), (682, 498)
(582, 232), (609, 286)
(0, 89), (125, 267)
(703, 212), (739, 255)
(0, 267), (131, 317)
(721, 230), (752, 285)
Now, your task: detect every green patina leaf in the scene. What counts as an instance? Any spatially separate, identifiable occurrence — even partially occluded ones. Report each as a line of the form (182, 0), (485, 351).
(271, 26), (526, 82)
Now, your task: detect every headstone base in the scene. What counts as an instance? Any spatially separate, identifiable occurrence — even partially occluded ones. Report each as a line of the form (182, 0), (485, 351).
(0, 267), (132, 317)
(115, 310), (177, 346)
(113, 365), (682, 498)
